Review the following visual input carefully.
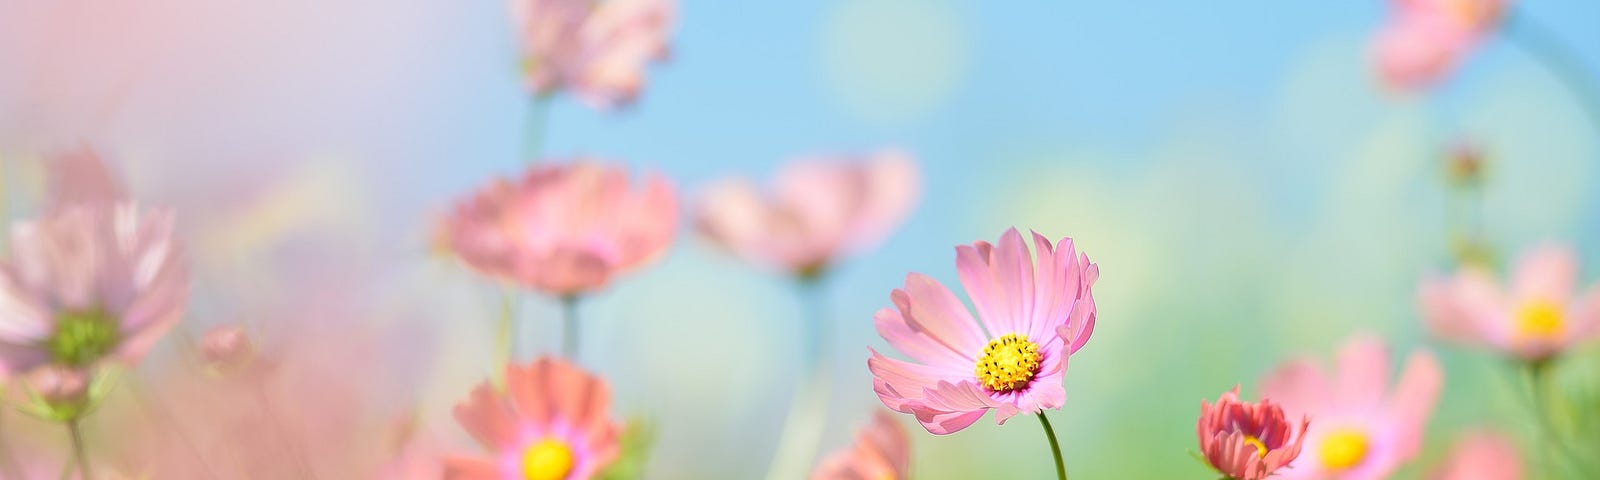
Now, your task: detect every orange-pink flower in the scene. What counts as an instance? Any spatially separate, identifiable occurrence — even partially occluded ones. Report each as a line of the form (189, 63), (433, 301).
(1372, 0), (1506, 91)
(1430, 429), (1522, 480)
(448, 357), (622, 480)
(508, 0), (675, 109)
(811, 411), (910, 480)
(1418, 243), (1600, 361)
(1197, 387), (1308, 480)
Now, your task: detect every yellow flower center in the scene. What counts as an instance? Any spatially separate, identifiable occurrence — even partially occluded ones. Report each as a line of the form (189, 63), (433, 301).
(1317, 428), (1370, 471)
(975, 333), (1042, 392)
(1516, 299), (1565, 341)
(1243, 435), (1268, 458)
(521, 438), (575, 480)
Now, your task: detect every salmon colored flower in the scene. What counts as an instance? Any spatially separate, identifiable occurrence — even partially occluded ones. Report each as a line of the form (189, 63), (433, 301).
(1418, 243), (1600, 361)
(696, 150), (919, 279)
(1261, 336), (1443, 479)
(812, 411), (910, 480)
(1197, 387), (1308, 480)
(509, 0), (675, 109)
(442, 161), (677, 296)
(1373, 0), (1506, 91)
(868, 228), (1097, 434)
(448, 357), (622, 480)
(1430, 429), (1522, 480)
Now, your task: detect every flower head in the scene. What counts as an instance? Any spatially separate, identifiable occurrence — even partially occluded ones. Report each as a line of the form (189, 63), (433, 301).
(696, 150), (919, 279)
(812, 411), (910, 480)
(868, 228), (1097, 434)
(1373, 0), (1506, 91)
(1430, 429), (1522, 480)
(198, 323), (255, 375)
(1197, 387), (1308, 480)
(1419, 243), (1600, 361)
(442, 161), (677, 296)
(448, 357), (622, 480)
(1261, 336), (1443, 479)
(509, 0), (675, 109)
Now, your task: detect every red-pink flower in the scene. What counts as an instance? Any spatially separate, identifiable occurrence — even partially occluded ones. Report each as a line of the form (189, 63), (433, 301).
(1430, 429), (1522, 480)
(441, 161), (677, 296)
(868, 228), (1097, 434)
(1418, 243), (1600, 361)
(1373, 0), (1506, 91)
(696, 150), (919, 278)
(448, 357), (621, 480)
(1197, 387), (1308, 480)
(811, 411), (910, 480)
(508, 0), (675, 109)
(1260, 335), (1443, 480)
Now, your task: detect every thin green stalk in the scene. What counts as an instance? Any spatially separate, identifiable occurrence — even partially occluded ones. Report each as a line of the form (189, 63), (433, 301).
(524, 97), (551, 164)
(498, 288), (517, 371)
(1503, 9), (1600, 136)
(561, 295), (580, 360)
(1037, 412), (1067, 480)
(66, 418), (90, 480)
(763, 274), (832, 480)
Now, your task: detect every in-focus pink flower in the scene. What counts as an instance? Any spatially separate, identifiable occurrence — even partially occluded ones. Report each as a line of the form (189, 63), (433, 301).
(868, 228), (1097, 434)
(442, 161), (677, 297)
(508, 0), (675, 109)
(448, 357), (622, 480)
(1430, 429), (1522, 480)
(1373, 0), (1506, 91)
(1260, 336), (1443, 479)
(1418, 243), (1600, 361)
(811, 411), (910, 480)
(1197, 387), (1308, 480)
(696, 150), (919, 279)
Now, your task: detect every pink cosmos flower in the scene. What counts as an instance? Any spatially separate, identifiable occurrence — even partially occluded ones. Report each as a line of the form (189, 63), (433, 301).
(448, 357), (622, 480)
(1430, 429), (1522, 480)
(508, 0), (675, 109)
(868, 228), (1097, 434)
(1418, 243), (1600, 361)
(45, 147), (128, 211)
(442, 161), (677, 297)
(696, 150), (919, 278)
(811, 411), (910, 480)
(1373, 0), (1506, 91)
(1260, 336), (1443, 480)
(1197, 387), (1308, 480)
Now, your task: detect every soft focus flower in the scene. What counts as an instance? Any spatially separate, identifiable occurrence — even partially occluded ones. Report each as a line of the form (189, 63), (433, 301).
(449, 357), (622, 480)
(1260, 336), (1443, 479)
(696, 150), (919, 279)
(1430, 429), (1522, 480)
(198, 323), (255, 375)
(45, 148), (128, 211)
(508, 0), (675, 109)
(1443, 141), (1487, 189)
(442, 161), (677, 297)
(868, 228), (1097, 434)
(1373, 0), (1506, 91)
(1419, 243), (1600, 361)
(23, 363), (89, 405)
(811, 411), (910, 480)
(1197, 387), (1308, 480)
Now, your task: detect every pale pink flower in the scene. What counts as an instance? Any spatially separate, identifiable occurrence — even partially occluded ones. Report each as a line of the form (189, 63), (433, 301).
(1197, 387), (1308, 480)
(1418, 243), (1600, 361)
(442, 161), (677, 296)
(198, 323), (254, 374)
(448, 357), (621, 480)
(1373, 0), (1506, 91)
(696, 150), (919, 278)
(868, 228), (1097, 434)
(1430, 429), (1523, 480)
(23, 363), (89, 405)
(45, 147), (128, 211)
(508, 0), (675, 109)
(811, 411), (910, 480)
(1260, 336), (1443, 479)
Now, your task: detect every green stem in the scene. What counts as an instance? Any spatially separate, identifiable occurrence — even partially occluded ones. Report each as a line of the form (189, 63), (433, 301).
(1037, 412), (1067, 480)
(561, 295), (580, 360)
(524, 96), (550, 164)
(498, 289), (516, 368)
(1502, 9), (1600, 136)
(66, 418), (90, 480)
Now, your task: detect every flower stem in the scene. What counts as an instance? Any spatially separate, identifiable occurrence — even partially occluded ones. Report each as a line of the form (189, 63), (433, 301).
(1502, 8), (1600, 136)
(762, 275), (832, 480)
(66, 418), (90, 480)
(561, 295), (580, 360)
(1037, 412), (1067, 480)
(498, 288), (517, 367)
(524, 96), (550, 164)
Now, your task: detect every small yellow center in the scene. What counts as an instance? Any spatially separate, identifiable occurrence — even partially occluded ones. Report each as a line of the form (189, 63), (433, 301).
(1243, 435), (1268, 458)
(1515, 299), (1565, 341)
(521, 438), (575, 480)
(1317, 428), (1370, 471)
(975, 333), (1042, 392)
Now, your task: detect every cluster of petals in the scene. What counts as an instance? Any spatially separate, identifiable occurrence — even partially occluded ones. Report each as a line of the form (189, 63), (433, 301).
(1372, 0), (1506, 91)
(449, 357), (622, 480)
(509, 0), (675, 109)
(1197, 387), (1308, 480)
(1429, 429), (1523, 480)
(811, 411), (910, 480)
(1419, 243), (1600, 361)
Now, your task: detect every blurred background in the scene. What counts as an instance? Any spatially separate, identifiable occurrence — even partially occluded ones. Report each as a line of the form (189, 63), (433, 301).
(3, 0), (1600, 477)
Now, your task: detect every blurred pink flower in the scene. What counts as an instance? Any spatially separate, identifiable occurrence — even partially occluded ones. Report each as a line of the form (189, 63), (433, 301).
(696, 150), (919, 278)
(1418, 243), (1600, 361)
(442, 161), (677, 297)
(811, 411), (910, 480)
(448, 357), (621, 480)
(23, 363), (90, 405)
(1373, 0), (1506, 91)
(868, 228), (1097, 434)
(1197, 387), (1308, 480)
(1430, 429), (1522, 480)
(508, 0), (675, 109)
(45, 147), (129, 210)
(198, 323), (254, 374)
(1260, 336), (1443, 480)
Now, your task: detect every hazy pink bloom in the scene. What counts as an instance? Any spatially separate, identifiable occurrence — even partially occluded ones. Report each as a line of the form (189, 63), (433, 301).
(811, 411), (910, 480)
(23, 363), (89, 405)
(45, 147), (128, 210)
(1430, 429), (1522, 480)
(1261, 336), (1443, 479)
(868, 228), (1097, 434)
(1197, 387), (1308, 480)
(508, 0), (675, 109)
(198, 323), (254, 373)
(1373, 0), (1506, 91)
(448, 357), (621, 480)
(1418, 243), (1600, 361)
(697, 150), (919, 278)
(442, 161), (677, 296)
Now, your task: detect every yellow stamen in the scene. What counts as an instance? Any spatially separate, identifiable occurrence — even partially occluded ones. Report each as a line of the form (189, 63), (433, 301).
(974, 333), (1042, 392)
(1516, 299), (1565, 341)
(1318, 428), (1370, 471)
(521, 438), (575, 480)
(1243, 435), (1268, 458)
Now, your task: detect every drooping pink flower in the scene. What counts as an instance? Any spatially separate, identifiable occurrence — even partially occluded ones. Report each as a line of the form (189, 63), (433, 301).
(442, 161), (677, 297)
(1260, 336), (1443, 479)
(811, 411), (910, 480)
(508, 0), (675, 109)
(696, 150), (919, 279)
(448, 357), (622, 480)
(868, 228), (1097, 434)
(1430, 429), (1522, 480)
(1197, 387), (1308, 480)
(1373, 0), (1506, 91)
(1418, 243), (1600, 361)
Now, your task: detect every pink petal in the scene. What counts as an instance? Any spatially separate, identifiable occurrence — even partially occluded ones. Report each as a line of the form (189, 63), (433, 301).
(442, 456), (503, 480)
(991, 228), (1037, 337)
(1259, 359), (1330, 420)
(1335, 335), (1392, 409)
(1390, 349), (1443, 457)
(955, 241), (1004, 337)
(1512, 243), (1577, 304)
(452, 383), (519, 450)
